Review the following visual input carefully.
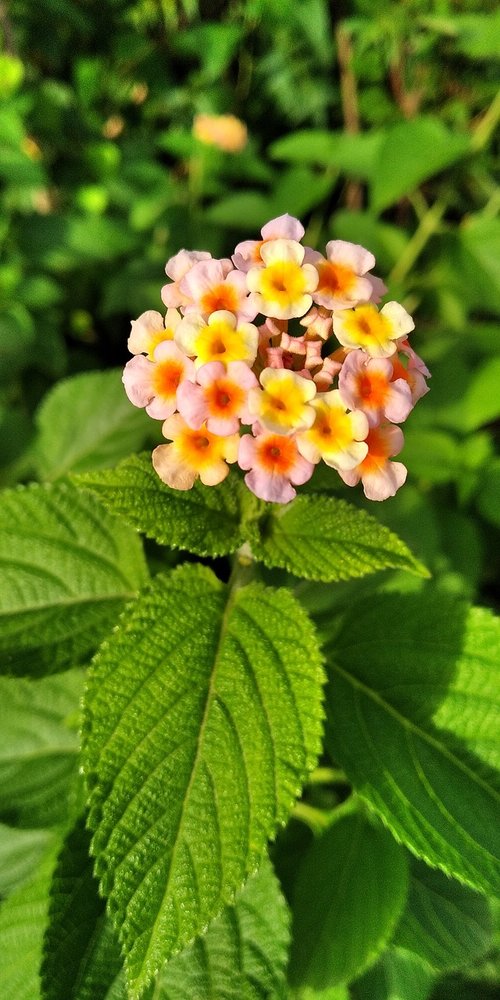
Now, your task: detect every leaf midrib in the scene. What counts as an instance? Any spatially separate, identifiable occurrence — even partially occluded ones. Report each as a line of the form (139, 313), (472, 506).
(331, 660), (500, 806)
(135, 580), (239, 984)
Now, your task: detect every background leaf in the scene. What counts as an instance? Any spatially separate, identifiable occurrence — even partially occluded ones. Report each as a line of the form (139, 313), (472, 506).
(41, 815), (124, 1000)
(156, 858), (290, 1000)
(393, 859), (492, 972)
(0, 670), (83, 828)
(75, 454), (246, 558)
(0, 843), (59, 1000)
(351, 949), (434, 1000)
(244, 493), (427, 582)
(83, 565), (324, 998)
(324, 593), (500, 894)
(370, 117), (470, 213)
(288, 811), (409, 991)
(0, 482), (148, 676)
(34, 370), (154, 481)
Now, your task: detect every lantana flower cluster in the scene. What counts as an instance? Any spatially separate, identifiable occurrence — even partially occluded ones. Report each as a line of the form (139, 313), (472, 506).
(123, 214), (430, 503)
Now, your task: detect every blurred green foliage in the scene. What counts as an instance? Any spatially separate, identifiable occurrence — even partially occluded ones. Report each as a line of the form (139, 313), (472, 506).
(1, 0), (499, 618)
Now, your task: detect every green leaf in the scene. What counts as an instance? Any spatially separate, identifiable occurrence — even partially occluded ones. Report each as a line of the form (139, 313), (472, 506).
(370, 117), (470, 213)
(433, 607), (500, 771)
(0, 483), (148, 677)
(205, 192), (274, 230)
(459, 217), (500, 314)
(0, 842), (59, 1000)
(477, 458), (500, 529)
(41, 816), (124, 1000)
(244, 493), (428, 582)
(401, 429), (462, 485)
(393, 860), (492, 972)
(288, 812), (409, 991)
(34, 370), (154, 481)
(324, 593), (500, 894)
(0, 824), (56, 897)
(156, 859), (290, 999)
(75, 454), (246, 557)
(459, 358), (500, 432)
(0, 670), (83, 828)
(351, 949), (434, 1000)
(83, 565), (324, 998)
(269, 130), (382, 179)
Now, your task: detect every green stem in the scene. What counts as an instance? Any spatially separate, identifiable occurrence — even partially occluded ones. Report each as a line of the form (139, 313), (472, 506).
(470, 89), (500, 153)
(307, 766), (348, 786)
(293, 794), (359, 833)
(388, 197), (446, 287)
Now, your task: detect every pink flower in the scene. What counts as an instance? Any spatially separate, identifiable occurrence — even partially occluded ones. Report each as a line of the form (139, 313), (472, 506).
(153, 414), (239, 489)
(161, 249), (212, 309)
(127, 308), (182, 359)
(177, 361), (257, 435)
(180, 258), (256, 321)
(122, 341), (195, 419)
(338, 351), (413, 426)
(232, 213), (305, 271)
(311, 240), (378, 311)
(238, 430), (314, 503)
(339, 424), (407, 501)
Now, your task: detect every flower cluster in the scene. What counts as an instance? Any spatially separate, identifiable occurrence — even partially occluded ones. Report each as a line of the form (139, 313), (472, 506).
(123, 214), (430, 503)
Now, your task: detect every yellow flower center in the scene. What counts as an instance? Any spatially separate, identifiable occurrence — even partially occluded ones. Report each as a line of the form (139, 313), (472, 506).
(307, 402), (354, 454)
(260, 375), (310, 431)
(342, 305), (393, 351)
(178, 426), (226, 469)
(194, 320), (250, 364)
(259, 260), (307, 308)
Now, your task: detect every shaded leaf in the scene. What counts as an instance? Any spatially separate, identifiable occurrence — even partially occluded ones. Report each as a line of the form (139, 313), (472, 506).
(83, 565), (324, 998)
(0, 670), (83, 828)
(324, 593), (500, 893)
(41, 816), (124, 1000)
(157, 859), (289, 1000)
(34, 370), (154, 481)
(0, 483), (148, 676)
(370, 118), (470, 213)
(351, 949), (434, 1000)
(288, 812), (409, 990)
(394, 860), (492, 972)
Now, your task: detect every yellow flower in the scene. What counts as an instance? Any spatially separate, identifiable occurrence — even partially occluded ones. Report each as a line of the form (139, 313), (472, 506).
(247, 239), (318, 320)
(192, 113), (248, 153)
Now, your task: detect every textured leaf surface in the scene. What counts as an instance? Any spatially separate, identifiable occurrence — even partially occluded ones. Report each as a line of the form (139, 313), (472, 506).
(83, 565), (324, 998)
(325, 593), (500, 893)
(433, 607), (500, 770)
(0, 482), (148, 676)
(244, 494), (427, 582)
(0, 670), (83, 827)
(0, 843), (58, 1000)
(42, 815), (124, 1000)
(34, 369), (154, 481)
(157, 859), (289, 1000)
(75, 453), (245, 557)
(393, 860), (492, 972)
(288, 812), (409, 990)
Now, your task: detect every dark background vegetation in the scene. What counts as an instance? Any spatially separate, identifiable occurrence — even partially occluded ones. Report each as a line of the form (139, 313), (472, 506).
(1, 0), (499, 606)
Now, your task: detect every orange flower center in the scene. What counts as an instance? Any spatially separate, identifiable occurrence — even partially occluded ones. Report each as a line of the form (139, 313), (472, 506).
(257, 434), (298, 474)
(317, 260), (355, 296)
(201, 283), (239, 314)
(359, 428), (391, 473)
(153, 360), (184, 398)
(206, 378), (245, 417)
(358, 371), (388, 408)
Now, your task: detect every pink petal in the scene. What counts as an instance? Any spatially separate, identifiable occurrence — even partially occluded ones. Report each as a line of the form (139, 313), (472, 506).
(122, 356), (154, 408)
